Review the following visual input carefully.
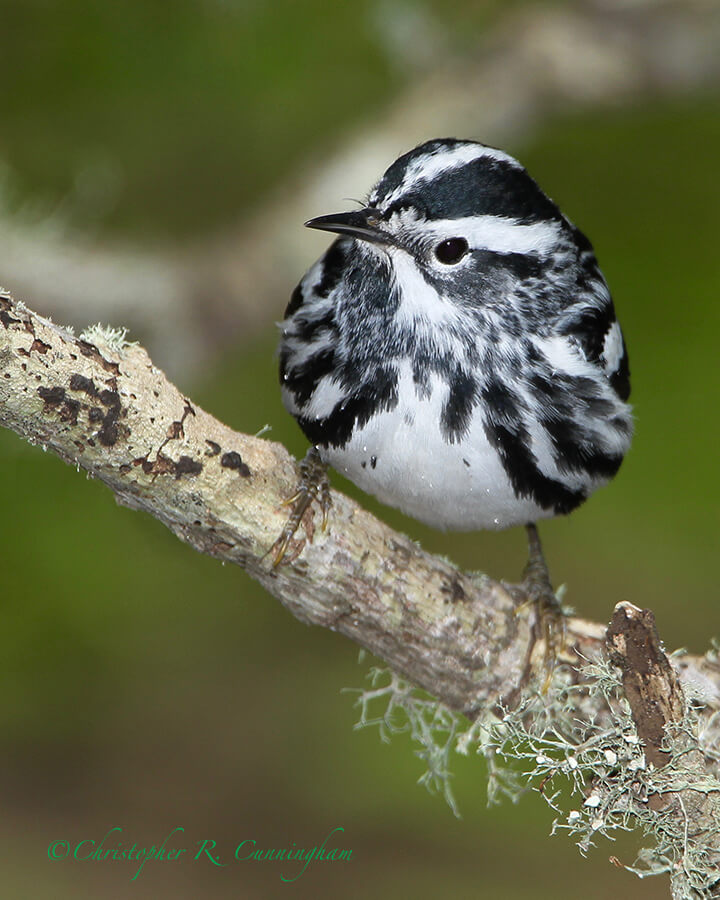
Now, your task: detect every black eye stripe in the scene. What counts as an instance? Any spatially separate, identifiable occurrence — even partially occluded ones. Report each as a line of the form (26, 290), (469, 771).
(435, 237), (468, 264)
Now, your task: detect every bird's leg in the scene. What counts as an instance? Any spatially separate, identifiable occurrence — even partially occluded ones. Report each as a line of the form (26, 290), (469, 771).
(270, 446), (331, 567)
(522, 522), (566, 687)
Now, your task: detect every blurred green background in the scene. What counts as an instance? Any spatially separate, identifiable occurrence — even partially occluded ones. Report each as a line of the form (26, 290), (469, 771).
(1, 1), (718, 898)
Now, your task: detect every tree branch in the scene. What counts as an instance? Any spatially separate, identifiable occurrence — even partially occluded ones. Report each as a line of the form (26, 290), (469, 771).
(0, 288), (539, 714)
(2, 289), (719, 895)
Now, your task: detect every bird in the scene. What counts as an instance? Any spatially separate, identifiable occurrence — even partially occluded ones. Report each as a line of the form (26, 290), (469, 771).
(275, 137), (632, 653)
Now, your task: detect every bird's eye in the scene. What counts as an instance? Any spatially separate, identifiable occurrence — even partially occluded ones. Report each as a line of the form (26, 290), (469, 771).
(434, 237), (469, 264)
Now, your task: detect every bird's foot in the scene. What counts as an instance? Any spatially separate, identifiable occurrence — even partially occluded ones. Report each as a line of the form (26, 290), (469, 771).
(270, 446), (331, 567)
(522, 523), (566, 691)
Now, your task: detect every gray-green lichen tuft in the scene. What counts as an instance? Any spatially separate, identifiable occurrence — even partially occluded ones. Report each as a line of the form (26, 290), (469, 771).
(352, 659), (720, 896)
(79, 322), (136, 353)
(350, 666), (464, 816)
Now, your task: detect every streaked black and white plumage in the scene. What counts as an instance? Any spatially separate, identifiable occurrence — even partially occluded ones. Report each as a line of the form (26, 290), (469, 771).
(279, 138), (632, 533)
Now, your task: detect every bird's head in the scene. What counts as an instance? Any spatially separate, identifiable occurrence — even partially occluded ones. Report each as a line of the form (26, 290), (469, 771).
(305, 138), (568, 291)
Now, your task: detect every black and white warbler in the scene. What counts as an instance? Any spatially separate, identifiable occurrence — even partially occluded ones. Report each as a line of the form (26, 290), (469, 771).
(276, 138), (632, 617)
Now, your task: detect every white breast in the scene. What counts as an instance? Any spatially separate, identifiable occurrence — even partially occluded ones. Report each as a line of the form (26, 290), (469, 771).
(320, 360), (549, 531)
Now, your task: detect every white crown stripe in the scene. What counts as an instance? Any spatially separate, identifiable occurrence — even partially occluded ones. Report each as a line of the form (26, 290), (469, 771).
(383, 144), (521, 206)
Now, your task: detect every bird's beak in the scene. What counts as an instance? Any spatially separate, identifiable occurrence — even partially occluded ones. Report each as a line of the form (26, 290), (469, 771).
(304, 208), (391, 245)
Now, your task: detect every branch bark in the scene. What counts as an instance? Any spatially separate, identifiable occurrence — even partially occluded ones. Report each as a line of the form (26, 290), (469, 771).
(1, 289), (719, 895)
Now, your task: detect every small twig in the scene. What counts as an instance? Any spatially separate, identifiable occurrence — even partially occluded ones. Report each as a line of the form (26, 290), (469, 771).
(606, 602), (686, 769)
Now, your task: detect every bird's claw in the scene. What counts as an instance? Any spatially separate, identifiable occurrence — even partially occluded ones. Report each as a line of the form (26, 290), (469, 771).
(270, 447), (331, 568)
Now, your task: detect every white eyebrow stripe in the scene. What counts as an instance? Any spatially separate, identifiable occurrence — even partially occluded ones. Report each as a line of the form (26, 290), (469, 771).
(425, 215), (563, 256)
(383, 144), (521, 205)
